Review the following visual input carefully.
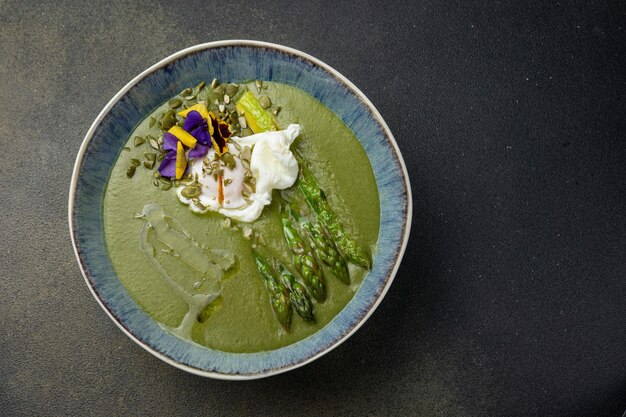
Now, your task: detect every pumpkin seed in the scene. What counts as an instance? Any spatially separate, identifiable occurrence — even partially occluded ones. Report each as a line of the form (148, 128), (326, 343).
(126, 165), (136, 178)
(259, 95), (271, 109)
(122, 147), (130, 152)
(231, 141), (241, 151)
(149, 117), (156, 128)
(181, 185), (201, 199)
(214, 85), (224, 95)
(224, 83), (239, 96)
(242, 181), (254, 195)
(169, 98), (183, 109)
(144, 160), (155, 170)
(157, 153), (165, 162)
(242, 227), (254, 240)
(238, 116), (247, 129)
(153, 171), (161, 179)
(224, 94), (230, 104)
(149, 138), (159, 150)
(159, 177), (171, 184)
(180, 88), (192, 97)
(272, 106), (281, 116)
(218, 104), (225, 113)
(134, 136), (145, 147)
(160, 110), (176, 130)
(194, 200), (207, 210)
(240, 146), (252, 162)
(223, 178), (232, 186)
(255, 80), (263, 92)
(241, 159), (250, 169)
(144, 152), (157, 162)
(160, 183), (172, 191)
(210, 78), (219, 89)
(241, 127), (253, 137)
(153, 179), (160, 187)
(196, 80), (206, 90)
(130, 159), (140, 167)
(221, 153), (236, 170)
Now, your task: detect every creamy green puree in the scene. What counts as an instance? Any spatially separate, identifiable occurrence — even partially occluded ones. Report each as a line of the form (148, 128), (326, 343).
(103, 82), (379, 352)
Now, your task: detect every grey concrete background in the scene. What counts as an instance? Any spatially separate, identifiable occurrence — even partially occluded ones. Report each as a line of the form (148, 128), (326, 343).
(1, 1), (624, 416)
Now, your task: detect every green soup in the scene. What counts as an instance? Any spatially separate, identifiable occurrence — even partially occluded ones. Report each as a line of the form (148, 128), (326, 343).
(103, 82), (380, 353)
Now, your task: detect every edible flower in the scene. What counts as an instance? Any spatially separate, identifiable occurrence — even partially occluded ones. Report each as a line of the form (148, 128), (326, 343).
(207, 111), (232, 155)
(157, 105), (232, 178)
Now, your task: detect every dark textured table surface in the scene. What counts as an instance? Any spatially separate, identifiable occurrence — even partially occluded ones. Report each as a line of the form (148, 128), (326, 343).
(1, 1), (624, 416)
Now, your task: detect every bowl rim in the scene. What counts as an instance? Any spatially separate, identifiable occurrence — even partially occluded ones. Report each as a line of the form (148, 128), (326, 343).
(68, 40), (412, 379)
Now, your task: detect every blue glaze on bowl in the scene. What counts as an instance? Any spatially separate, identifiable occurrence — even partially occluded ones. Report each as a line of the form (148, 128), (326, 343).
(69, 41), (412, 379)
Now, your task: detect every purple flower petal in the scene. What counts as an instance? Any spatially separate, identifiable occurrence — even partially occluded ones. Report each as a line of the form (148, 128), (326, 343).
(157, 152), (177, 178)
(162, 132), (179, 151)
(188, 143), (210, 158)
(190, 125), (211, 145)
(183, 110), (205, 132)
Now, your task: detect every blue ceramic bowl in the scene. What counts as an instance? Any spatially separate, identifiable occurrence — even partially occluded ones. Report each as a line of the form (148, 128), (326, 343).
(69, 40), (412, 379)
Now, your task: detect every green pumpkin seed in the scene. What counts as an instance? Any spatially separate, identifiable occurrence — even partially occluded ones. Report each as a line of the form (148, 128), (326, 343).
(153, 179), (160, 187)
(160, 183), (172, 191)
(225, 83), (239, 96)
(214, 85), (224, 95)
(133, 136), (144, 147)
(180, 88), (192, 97)
(259, 95), (271, 109)
(240, 146), (252, 162)
(231, 141), (241, 151)
(238, 116), (247, 129)
(152, 171), (161, 179)
(126, 165), (136, 178)
(181, 185), (201, 199)
(144, 152), (157, 162)
(255, 80), (263, 92)
(157, 153), (165, 162)
(130, 159), (140, 167)
(149, 117), (156, 128)
(160, 110), (176, 130)
(122, 147), (131, 152)
(169, 98), (183, 109)
(149, 139), (159, 150)
(210, 79), (219, 89)
(272, 106), (281, 116)
(144, 160), (155, 170)
(196, 80), (206, 90)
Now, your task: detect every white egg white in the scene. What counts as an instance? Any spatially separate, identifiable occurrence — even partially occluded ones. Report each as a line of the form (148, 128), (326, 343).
(176, 124), (301, 222)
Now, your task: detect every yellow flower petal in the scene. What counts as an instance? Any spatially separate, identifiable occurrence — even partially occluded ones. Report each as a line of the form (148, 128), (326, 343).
(178, 103), (209, 120)
(175, 141), (186, 180)
(168, 125), (197, 148)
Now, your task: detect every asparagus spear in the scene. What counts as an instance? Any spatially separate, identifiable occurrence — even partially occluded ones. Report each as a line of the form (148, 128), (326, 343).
(235, 89), (369, 269)
(281, 215), (326, 302)
(252, 250), (292, 331)
(302, 220), (350, 285)
(281, 194), (351, 285)
(296, 158), (372, 269)
(278, 264), (314, 322)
